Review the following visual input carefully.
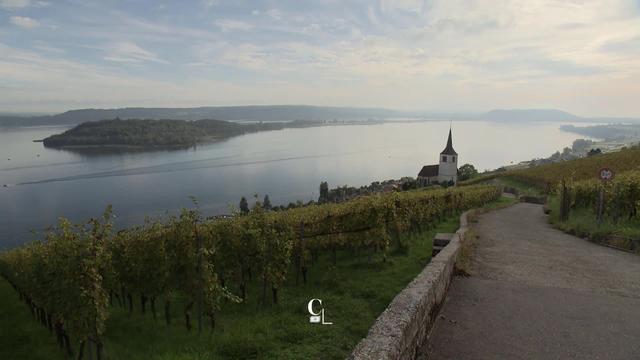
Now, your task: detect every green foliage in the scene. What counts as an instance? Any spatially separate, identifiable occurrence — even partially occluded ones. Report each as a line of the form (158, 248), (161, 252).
(0, 216), (464, 360)
(506, 148), (640, 191)
(458, 163), (478, 181)
(588, 148), (602, 156)
(262, 195), (272, 210)
(459, 148), (640, 191)
(0, 185), (501, 358)
(318, 181), (329, 203)
(572, 138), (594, 153)
(42, 118), (324, 148)
(548, 195), (640, 253)
(0, 208), (113, 357)
(239, 197), (249, 215)
(563, 170), (640, 222)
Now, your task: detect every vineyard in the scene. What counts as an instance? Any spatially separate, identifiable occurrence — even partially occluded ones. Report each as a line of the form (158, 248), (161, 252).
(0, 185), (501, 359)
(549, 170), (640, 251)
(567, 170), (640, 221)
(506, 148), (640, 191)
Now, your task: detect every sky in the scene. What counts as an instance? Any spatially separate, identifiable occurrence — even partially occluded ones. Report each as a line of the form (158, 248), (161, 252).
(0, 0), (639, 116)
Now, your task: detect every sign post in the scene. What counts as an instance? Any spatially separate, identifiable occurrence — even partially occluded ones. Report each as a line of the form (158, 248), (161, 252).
(597, 168), (614, 225)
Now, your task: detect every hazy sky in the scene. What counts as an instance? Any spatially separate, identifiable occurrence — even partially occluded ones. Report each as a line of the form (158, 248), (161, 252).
(1, 0), (639, 116)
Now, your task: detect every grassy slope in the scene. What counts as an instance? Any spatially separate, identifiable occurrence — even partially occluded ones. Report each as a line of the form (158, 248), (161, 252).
(547, 196), (640, 251)
(506, 148), (640, 189)
(466, 151), (640, 252)
(0, 280), (62, 359)
(460, 148), (640, 189)
(485, 174), (639, 251)
(2, 216), (466, 360)
(492, 177), (544, 197)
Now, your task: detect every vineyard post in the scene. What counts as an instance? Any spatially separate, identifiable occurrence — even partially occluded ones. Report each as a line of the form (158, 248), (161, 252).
(297, 222), (305, 285)
(87, 339), (94, 360)
(597, 168), (615, 225)
(195, 220), (203, 334)
(597, 185), (604, 225)
(560, 179), (568, 222)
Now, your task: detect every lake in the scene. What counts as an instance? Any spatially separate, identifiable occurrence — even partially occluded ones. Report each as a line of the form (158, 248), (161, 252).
(0, 120), (587, 248)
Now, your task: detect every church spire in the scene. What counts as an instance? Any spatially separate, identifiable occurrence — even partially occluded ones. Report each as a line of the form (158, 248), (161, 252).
(441, 126), (457, 155)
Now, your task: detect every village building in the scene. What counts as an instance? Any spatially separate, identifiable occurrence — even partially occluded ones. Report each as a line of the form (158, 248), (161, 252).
(417, 128), (458, 186)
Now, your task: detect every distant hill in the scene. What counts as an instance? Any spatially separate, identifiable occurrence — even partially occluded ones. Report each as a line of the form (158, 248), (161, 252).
(3, 106), (638, 127)
(560, 124), (640, 140)
(0, 105), (405, 127)
(480, 109), (583, 122)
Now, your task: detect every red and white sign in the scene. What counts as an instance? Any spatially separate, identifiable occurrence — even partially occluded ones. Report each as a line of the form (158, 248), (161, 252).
(598, 168), (615, 181)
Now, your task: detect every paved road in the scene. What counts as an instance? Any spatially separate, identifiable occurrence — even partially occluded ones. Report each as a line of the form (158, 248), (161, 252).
(423, 203), (640, 360)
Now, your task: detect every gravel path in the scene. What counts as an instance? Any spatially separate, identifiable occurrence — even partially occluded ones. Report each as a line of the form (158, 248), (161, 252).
(423, 202), (640, 360)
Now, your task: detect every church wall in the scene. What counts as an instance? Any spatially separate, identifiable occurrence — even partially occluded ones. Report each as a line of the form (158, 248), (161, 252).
(438, 155), (458, 183)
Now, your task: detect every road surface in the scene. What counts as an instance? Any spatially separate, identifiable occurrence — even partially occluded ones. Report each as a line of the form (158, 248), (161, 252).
(422, 203), (640, 360)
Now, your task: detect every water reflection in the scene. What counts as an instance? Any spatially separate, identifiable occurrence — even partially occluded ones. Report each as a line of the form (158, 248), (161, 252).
(0, 121), (589, 248)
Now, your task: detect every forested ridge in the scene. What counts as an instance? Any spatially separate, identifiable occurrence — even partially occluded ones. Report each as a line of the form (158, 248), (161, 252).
(42, 118), (323, 148)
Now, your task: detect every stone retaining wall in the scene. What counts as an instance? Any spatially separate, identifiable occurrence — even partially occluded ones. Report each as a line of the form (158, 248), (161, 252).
(348, 211), (471, 360)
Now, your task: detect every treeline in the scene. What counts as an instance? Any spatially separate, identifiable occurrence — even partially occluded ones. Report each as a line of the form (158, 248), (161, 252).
(0, 185), (500, 359)
(42, 118), (324, 148)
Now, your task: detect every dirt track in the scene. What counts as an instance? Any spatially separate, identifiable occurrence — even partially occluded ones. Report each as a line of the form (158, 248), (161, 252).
(423, 202), (640, 360)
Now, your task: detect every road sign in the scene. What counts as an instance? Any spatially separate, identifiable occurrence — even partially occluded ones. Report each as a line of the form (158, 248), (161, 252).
(598, 168), (614, 182)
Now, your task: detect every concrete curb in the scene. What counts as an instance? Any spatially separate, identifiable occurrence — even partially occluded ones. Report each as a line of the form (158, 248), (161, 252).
(348, 210), (472, 360)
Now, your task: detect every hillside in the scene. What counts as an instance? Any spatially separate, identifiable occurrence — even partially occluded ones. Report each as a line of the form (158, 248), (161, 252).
(506, 147), (640, 189)
(461, 146), (640, 190)
(560, 124), (640, 141)
(480, 109), (583, 122)
(4, 106), (639, 127)
(462, 147), (640, 253)
(0, 185), (501, 359)
(42, 118), (322, 148)
(0, 105), (404, 127)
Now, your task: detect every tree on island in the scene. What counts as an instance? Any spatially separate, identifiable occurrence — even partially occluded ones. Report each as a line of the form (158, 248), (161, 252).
(458, 163), (479, 181)
(263, 195), (272, 210)
(239, 197), (249, 214)
(318, 181), (329, 203)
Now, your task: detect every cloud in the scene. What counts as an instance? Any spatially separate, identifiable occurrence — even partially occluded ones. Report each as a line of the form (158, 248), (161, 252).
(600, 36), (640, 54)
(214, 19), (254, 32)
(202, 0), (219, 8)
(1, 0), (640, 116)
(0, 0), (47, 9)
(103, 42), (169, 64)
(10, 16), (40, 29)
(367, 6), (379, 25)
(266, 9), (283, 21)
(379, 0), (425, 14)
(32, 41), (65, 54)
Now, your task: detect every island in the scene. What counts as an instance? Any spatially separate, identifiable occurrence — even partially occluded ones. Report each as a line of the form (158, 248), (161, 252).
(42, 118), (324, 149)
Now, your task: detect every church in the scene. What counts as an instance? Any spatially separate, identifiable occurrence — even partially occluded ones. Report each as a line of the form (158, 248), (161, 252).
(417, 128), (458, 186)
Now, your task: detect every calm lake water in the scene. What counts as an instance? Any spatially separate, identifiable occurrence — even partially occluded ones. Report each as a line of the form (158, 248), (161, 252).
(0, 121), (587, 248)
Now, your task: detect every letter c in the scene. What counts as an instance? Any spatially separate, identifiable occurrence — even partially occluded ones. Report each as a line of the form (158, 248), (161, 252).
(308, 298), (322, 316)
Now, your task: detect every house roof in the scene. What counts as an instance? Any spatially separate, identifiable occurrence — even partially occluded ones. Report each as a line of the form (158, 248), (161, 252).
(441, 128), (457, 155)
(418, 164), (439, 177)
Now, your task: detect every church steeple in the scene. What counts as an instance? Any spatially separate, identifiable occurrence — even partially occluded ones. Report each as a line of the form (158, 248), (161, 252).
(441, 127), (457, 155)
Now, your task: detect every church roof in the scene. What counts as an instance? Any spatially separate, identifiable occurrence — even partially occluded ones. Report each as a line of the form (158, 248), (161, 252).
(441, 128), (457, 155)
(418, 164), (439, 177)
